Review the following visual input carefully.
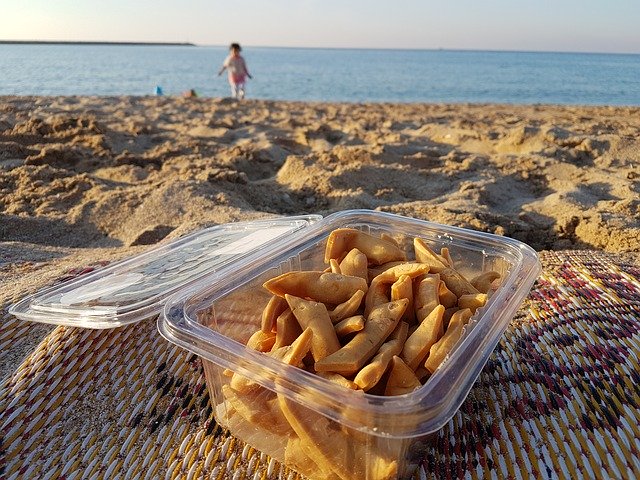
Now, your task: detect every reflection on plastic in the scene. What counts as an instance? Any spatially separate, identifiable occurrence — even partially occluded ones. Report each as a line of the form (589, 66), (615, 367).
(59, 272), (144, 305)
(212, 227), (295, 255)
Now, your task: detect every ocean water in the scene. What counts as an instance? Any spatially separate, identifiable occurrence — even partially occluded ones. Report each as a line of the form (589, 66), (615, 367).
(1, 44), (640, 105)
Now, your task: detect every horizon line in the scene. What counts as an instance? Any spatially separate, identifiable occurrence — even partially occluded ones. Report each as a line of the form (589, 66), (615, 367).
(0, 40), (196, 46)
(229, 45), (640, 56)
(1, 39), (638, 56)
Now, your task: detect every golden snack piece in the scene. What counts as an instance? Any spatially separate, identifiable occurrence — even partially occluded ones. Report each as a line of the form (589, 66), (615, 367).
(442, 307), (459, 330)
(325, 228), (406, 266)
(339, 248), (369, 280)
(264, 271), (368, 305)
(269, 327), (314, 366)
(380, 232), (401, 247)
(229, 372), (262, 395)
(315, 299), (408, 376)
(286, 294), (341, 362)
(438, 280), (458, 308)
(440, 247), (454, 267)
(317, 372), (360, 390)
(334, 315), (365, 338)
(440, 270), (480, 298)
(368, 261), (407, 283)
(231, 328), (313, 394)
(400, 304), (445, 370)
(328, 289), (365, 323)
(272, 308), (302, 350)
(413, 237), (448, 273)
(365, 263), (428, 317)
(261, 294), (289, 333)
(279, 394), (398, 480)
(385, 356), (422, 396)
(424, 308), (472, 373)
(470, 271), (501, 294)
(285, 436), (338, 480)
(222, 384), (290, 435)
(414, 274), (440, 321)
(414, 238), (479, 297)
(246, 329), (276, 352)
(391, 274), (415, 323)
(363, 279), (390, 318)
(458, 293), (488, 314)
(370, 262), (429, 284)
(329, 258), (341, 274)
(278, 394), (351, 480)
(354, 321), (409, 391)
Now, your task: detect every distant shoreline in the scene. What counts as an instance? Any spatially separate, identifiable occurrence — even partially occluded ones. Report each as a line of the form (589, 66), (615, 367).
(0, 40), (195, 46)
(1, 41), (638, 55)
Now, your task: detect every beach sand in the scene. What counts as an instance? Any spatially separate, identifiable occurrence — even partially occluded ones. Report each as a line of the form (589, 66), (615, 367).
(1, 95), (639, 372)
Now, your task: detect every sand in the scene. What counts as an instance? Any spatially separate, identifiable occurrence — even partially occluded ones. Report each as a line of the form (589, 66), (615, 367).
(1, 95), (639, 356)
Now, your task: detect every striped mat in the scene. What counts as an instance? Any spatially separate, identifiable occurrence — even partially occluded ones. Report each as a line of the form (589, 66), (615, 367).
(1, 250), (639, 479)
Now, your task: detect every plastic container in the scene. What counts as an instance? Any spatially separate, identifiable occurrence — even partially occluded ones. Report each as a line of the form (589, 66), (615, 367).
(159, 210), (541, 480)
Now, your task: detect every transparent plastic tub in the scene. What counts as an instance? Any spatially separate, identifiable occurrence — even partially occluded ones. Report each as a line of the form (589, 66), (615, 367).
(159, 210), (541, 480)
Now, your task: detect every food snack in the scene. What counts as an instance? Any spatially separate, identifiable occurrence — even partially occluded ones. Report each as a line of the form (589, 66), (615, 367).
(285, 294), (341, 361)
(354, 321), (408, 391)
(400, 304), (445, 370)
(334, 314), (365, 337)
(328, 289), (366, 323)
(315, 298), (408, 376)
(221, 227), (502, 479)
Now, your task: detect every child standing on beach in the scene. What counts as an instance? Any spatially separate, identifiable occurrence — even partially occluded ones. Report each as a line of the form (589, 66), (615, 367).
(218, 43), (252, 100)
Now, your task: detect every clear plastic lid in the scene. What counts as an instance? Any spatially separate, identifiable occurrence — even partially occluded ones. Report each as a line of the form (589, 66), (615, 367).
(9, 215), (322, 328)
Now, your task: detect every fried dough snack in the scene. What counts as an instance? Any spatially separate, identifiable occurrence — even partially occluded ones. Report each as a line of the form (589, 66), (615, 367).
(384, 356), (422, 396)
(278, 393), (398, 480)
(339, 248), (369, 280)
(328, 289), (365, 323)
(365, 263), (429, 317)
(264, 271), (368, 305)
(414, 274), (440, 321)
(221, 228), (501, 480)
(272, 308), (302, 349)
(401, 304), (445, 370)
(354, 321), (408, 391)
(325, 228), (406, 265)
(425, 308), (472, 373)
(391, 275), (415, 323)
(286, 294), (341, 361)
(470, 271), (501, 294)
(315, 299), (408, 376)
(334, 315), (365, 337)
(230, 327), (313, 394)
(414, 238), (479, 297)
(261, 295), (288, 332)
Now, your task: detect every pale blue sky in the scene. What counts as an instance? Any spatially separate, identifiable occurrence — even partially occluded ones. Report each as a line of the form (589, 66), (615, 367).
(1, 0), (639, 53)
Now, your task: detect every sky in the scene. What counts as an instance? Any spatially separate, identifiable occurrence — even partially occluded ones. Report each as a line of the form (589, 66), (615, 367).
(1, 0), (639, 54)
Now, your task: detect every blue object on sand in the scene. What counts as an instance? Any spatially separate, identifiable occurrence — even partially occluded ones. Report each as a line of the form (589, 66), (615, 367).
(155, 85), (164, 96)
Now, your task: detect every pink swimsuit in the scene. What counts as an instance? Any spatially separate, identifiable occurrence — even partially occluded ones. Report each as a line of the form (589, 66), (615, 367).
(224, 55), (249, 85)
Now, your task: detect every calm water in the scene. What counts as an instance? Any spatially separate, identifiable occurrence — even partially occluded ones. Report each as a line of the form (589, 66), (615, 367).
(1, 44), (639, 105)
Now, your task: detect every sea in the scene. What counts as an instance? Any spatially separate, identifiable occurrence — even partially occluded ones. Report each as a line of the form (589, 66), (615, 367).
(1, 44), (640, 105)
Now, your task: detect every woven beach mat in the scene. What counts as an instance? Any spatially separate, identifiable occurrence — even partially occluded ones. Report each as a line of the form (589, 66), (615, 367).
(1, 250), (639, 479)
